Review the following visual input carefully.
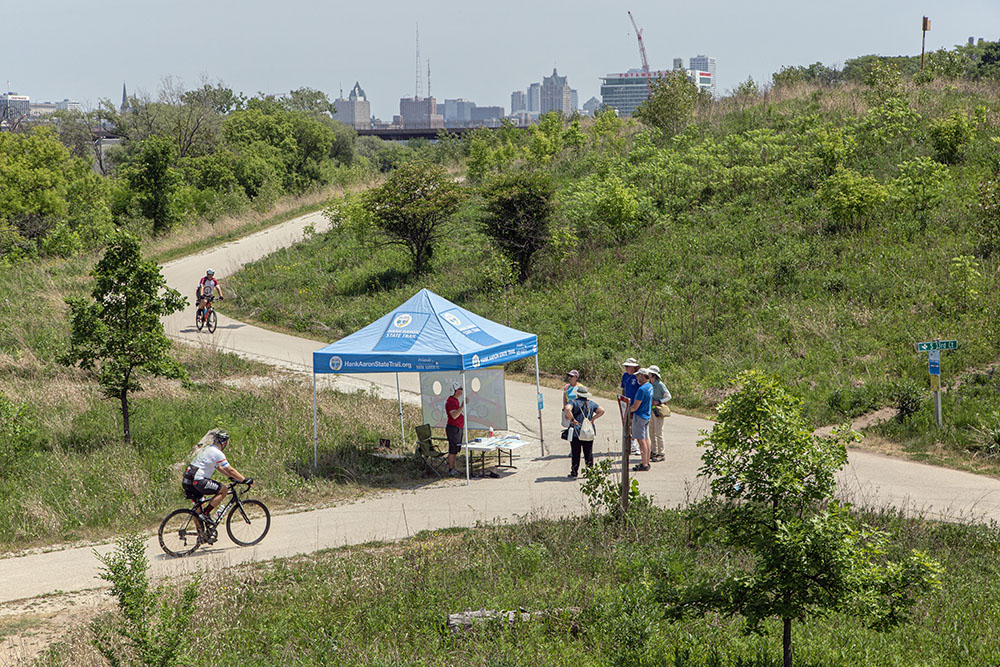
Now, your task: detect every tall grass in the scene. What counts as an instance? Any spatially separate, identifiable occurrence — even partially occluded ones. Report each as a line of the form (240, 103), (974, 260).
(37, 506), (1000, 666)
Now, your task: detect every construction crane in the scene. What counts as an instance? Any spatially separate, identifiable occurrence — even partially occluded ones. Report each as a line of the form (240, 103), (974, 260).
(628, 11), (650, 74)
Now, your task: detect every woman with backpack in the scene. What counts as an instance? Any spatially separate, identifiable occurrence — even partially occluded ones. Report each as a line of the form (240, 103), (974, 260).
(562, 385), (605, 478)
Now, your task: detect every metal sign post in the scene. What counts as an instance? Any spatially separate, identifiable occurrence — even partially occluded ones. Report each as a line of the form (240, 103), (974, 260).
(915, 339), (956, 429)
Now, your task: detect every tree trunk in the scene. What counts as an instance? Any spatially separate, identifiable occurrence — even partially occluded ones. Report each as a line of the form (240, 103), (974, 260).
(120, 391), (131, 445)
(783, 617), (792, 667)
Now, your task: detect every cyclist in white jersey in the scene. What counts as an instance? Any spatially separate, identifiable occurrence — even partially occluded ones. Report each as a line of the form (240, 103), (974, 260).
(196, 268), (224, 317)
(181, 430), (251, 531)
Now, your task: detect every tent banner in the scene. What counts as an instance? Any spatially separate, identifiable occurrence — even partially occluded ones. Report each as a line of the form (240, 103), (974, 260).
(420, 368), (508, 431)
(373, 312), (432, 352)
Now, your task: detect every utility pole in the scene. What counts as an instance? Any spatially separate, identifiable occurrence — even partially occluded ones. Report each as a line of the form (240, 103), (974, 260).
(921, 16), (931, 70)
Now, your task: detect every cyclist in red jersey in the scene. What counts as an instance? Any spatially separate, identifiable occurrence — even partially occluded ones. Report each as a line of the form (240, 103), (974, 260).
(196, 268), (224, 319)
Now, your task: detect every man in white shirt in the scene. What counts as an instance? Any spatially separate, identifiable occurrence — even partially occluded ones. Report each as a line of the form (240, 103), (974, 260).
(181, 430), (251, 536)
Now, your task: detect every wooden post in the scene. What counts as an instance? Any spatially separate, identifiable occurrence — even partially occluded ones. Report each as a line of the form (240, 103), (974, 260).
(921, 16), (931, 70)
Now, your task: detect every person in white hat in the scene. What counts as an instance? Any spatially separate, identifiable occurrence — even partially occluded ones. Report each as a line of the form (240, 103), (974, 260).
(562, 385), (605, 478)
(619, 357), (641, 456)
(445, 381), (465, 476)
(647, 365), (672, 463)
(629, 368), (653, 471)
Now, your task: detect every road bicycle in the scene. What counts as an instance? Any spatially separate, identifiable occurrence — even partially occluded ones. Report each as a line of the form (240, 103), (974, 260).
(158, 479), (270, 557)
(195, 294), (222, 333)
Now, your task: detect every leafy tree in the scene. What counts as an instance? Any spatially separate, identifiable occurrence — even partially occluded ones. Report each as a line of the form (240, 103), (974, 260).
(361, 161), (464, 273)
(61, 232), (187, 444)
(634, 70), (699, 136)
(928, 112), (973, 164)
(479, 170), (554, 282)
(283, 87), (336, 115)
(664, 371), (942, 667)
(122, 136), (180, 234)
(0, 128), (112, 256)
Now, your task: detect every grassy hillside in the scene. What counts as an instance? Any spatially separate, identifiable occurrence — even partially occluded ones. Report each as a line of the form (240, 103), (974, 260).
(42, 506), (1000, 666)
(220, 79), (1000, 462)
(0, 206), (428, 553)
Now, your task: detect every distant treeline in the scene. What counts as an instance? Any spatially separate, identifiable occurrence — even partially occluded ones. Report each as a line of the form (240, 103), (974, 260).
(771, 38), (1000, 87)
(0, 82), (430, 262)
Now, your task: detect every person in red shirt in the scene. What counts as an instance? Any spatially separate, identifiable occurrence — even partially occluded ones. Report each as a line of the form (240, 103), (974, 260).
(445, 381), (465, 476)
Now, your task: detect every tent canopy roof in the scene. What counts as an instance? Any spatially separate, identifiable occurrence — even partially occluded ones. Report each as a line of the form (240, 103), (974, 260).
(312, 289), (537, 374)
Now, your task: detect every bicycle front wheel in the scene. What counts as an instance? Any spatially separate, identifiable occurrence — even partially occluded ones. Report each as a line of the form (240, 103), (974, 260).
(226, 499), (270, 546)
(207, 310), (217, 333)
(158, 509), (203, 557)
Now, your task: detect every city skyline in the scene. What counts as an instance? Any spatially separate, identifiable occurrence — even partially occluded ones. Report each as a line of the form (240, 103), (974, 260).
(4, 0), (999, 120)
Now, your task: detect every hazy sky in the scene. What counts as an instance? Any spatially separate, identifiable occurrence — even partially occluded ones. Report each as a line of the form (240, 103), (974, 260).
(6, 0), (999, 119)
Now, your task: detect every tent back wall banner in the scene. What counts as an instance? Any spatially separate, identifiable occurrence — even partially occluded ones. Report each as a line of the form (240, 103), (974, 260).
(420, 369), (508, 431)
(313, 289), (537, 374)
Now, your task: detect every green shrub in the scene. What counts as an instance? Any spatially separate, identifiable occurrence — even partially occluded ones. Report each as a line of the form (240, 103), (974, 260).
(975, 172), (1000, 256)
(928, 112), (974, 164)
(890, 378), (924, 422)
(0, 394), (40, 471)
(819, 168), (888, 232)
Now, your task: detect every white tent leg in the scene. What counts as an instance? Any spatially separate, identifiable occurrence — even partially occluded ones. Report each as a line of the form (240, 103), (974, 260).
(396, 373), (405, 448)
(312, 370), (318, 471)
(534, 355), (545, 456)
(462, 371), (470, 485)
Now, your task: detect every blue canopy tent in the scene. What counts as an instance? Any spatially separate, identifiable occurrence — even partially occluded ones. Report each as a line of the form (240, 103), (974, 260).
(311, 289), (545, 482)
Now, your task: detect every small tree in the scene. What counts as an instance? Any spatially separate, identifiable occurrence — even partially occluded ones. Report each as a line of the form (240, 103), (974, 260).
(664, 371), (942, 667)
(361, 161), (464, 273)
(92, 533), (199, 666)
(891, 156), (948, 229)
(634, 70), (699, 137)
(62, 232), (186, 444)
(480, 170), (554, 282)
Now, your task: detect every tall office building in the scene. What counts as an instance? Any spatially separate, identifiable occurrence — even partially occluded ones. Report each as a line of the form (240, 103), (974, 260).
(673, 57), (684, 70)
(470, 106), (504, 126)
(527, 82), (541, 113)
(540, 68), (572, 115)
(510, 90), (526, 114)
(0, 93), (30, 122)
(685, 68), (714, 95)
(600, 69), (667, 117)
(444, 98), (475, 123)
(399, 96), (444, 129)
(688, 55), (717, 96)
(570, 89), (578, 112)
(333, 82), (372, 130)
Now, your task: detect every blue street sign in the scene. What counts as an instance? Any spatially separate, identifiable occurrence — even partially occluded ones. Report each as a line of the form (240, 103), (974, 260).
(928, 349), (941, 376)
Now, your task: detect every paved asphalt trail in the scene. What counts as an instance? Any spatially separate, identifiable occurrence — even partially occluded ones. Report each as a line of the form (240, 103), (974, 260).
(4, 211), (1000, 606)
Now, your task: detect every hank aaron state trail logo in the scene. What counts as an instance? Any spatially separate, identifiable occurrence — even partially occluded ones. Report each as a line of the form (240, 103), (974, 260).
(329, 356), (343, 372)
(393, 314), (412, 328)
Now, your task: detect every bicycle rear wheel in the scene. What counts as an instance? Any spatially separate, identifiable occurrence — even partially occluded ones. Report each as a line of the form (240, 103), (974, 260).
(207, 309), (217, 333)
(158, 509), (204, 557)
(226, 499), (270, 546)
(195, 310), (204, 331)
